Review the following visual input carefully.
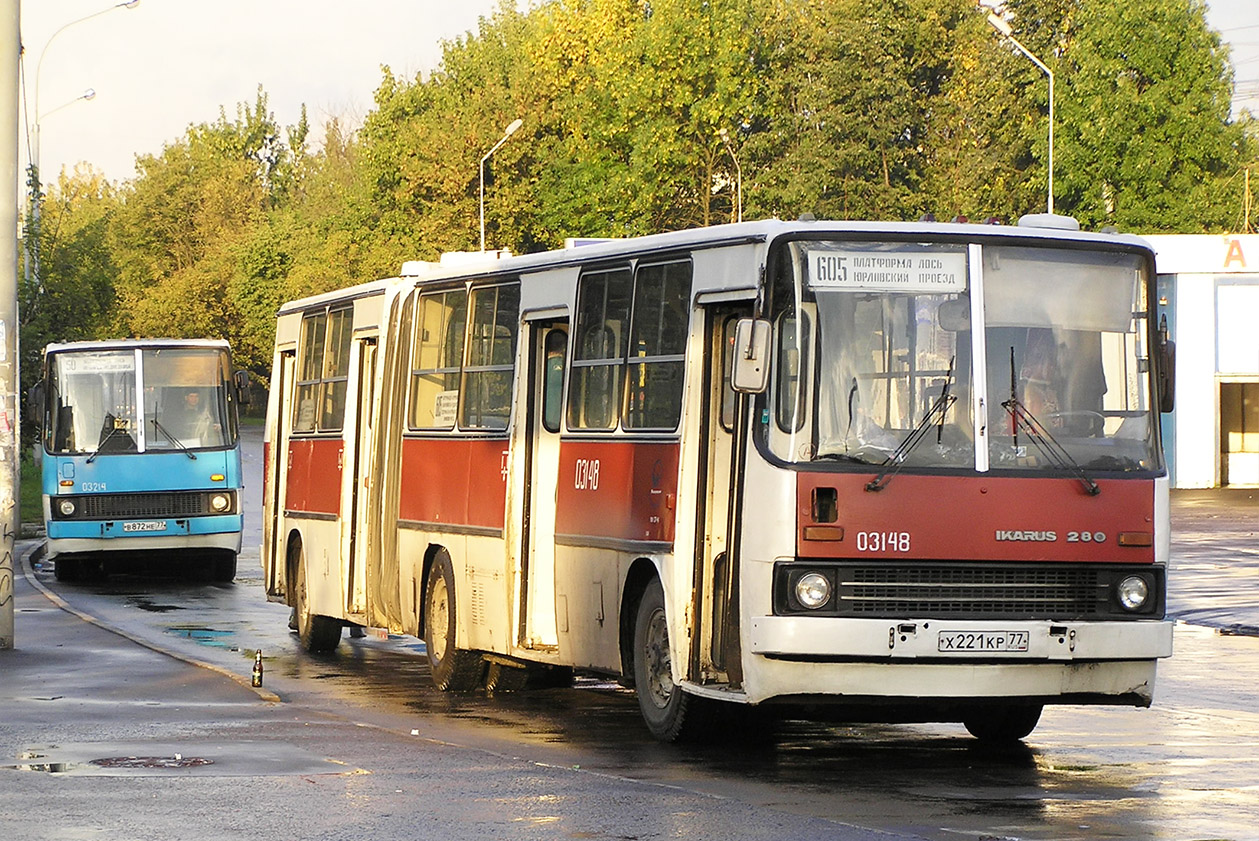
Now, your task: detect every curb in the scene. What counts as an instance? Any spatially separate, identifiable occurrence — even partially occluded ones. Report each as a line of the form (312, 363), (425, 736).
(20, 541), (283, 704)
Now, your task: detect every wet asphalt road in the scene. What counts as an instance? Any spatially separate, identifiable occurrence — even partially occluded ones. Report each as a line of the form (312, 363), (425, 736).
(4, 427), (1259, 841)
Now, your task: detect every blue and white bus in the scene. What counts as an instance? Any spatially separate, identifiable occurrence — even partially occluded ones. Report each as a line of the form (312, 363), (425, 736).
(33, 339), (249, 582)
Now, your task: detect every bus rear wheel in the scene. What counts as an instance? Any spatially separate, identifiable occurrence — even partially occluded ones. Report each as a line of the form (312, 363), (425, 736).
(633, 578), (702, 742)
(963, 704), (1043, 743)
(423, 550), (484, 691)
(293, 547), (341, 654)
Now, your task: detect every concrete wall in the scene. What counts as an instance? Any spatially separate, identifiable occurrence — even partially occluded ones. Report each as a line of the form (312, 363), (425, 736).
(1143, 234), (1259, 488)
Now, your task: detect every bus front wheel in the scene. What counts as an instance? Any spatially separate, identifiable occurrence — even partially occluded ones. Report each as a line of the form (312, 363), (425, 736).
(423, 550), (484, 691)
(633, 578), (700, 742)
(293, 547), (341, 654)
(211, 551), (237, 583)
(963, 704), (1043, 743)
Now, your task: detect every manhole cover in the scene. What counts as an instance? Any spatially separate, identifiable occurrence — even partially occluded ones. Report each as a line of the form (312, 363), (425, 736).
(89, 756), (214, 769)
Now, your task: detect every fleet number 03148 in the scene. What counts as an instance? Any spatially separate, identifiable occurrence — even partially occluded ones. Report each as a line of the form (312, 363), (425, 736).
(856, 531), (911, 552)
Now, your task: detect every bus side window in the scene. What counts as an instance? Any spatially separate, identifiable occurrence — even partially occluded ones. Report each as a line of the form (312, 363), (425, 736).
(543, 329), (567, 433)
(625, 260), (691, 431)
(411, 289), (467, 429)
(461, 283), (520, 430)
(568, 267), (632, 431)
(720, 318), (738, 432)
(294, 312), (326, 433)
(320, 307), (353, 431)
(293, 305), (352, 433)
(775, 311), (810, 433)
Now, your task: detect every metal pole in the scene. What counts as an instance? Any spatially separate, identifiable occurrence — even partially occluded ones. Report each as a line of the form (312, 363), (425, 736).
(988, 13), (1054, 215)
(478, 118), (522, 251)
(2, 0), (22, 650)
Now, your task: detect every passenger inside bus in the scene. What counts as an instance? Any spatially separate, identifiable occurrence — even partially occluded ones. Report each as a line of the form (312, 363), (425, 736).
(168, 389), (219, 444)
(1018, 327), (1106, 436)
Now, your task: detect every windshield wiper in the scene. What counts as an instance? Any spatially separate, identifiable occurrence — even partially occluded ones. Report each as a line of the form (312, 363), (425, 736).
(151, 416), (197, 460)
(1001, 347), (1099, 496)
(86, 419), (129, 463)
(866, 358), (956, 492)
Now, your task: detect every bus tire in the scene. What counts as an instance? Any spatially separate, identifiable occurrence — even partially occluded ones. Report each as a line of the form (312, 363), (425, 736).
(53, 557), (79, 582)
(294, 547), (341, 654)
(423, 550), (484, 691)
(212, 551), (237, 583)
(485, 662), (530, 693)
(633, 578), (700, 742)
(963, 704), (1043, 743)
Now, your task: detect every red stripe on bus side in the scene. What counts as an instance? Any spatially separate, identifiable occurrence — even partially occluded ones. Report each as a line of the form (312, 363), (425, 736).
(399, 438), (508, 531)
(286, 438), (343, 516)
(555, 440), (679, 545)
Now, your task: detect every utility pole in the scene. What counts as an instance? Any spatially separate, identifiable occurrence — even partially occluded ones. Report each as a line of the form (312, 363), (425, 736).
(1, 0), (20, 650)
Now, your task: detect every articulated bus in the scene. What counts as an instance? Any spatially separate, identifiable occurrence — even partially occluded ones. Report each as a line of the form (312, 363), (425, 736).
(34, 339), (249, 582)
(263, 216), (1175, 742)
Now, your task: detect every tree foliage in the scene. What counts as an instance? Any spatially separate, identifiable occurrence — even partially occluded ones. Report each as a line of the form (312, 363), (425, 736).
(21, 0), (1257, 384)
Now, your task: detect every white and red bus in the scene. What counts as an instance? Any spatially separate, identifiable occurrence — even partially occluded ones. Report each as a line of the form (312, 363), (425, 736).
(262, 216), (1175, 742)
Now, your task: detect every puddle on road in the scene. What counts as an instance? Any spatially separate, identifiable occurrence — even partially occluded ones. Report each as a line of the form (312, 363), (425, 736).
(2, 742), (355, 777)
(126, 596), (184, 613)
(166, 626), (238, 651)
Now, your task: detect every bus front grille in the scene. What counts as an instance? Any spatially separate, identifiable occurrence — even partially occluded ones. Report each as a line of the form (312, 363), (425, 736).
(62, 492), (214, 520)
(774, 562), (1164, 620)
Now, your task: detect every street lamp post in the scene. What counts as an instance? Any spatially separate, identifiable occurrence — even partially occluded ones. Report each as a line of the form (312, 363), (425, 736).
(479, 118), (523, 252)
(28, 1), (139, 287)
(27, 89), (96, 292)
(33, 0), (139, 182)
(987, 12), (1054, 215)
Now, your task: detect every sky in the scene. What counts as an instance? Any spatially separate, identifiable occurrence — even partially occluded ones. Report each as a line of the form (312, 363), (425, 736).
(20, 0), (1259, 187)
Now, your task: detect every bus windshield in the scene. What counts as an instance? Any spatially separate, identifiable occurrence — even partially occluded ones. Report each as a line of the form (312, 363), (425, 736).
(766, 239), (1159, 475)
(47, 346), (236, 455)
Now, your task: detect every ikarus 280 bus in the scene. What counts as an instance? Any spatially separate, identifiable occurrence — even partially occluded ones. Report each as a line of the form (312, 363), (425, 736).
(263, 215), (1175, 743)
(34, 339), (249, 582)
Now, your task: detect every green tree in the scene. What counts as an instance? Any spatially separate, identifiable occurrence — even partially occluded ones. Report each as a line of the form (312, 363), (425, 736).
(749, 0), (969, 222)
(1000, 0), (1249, 230)
(109, 88), (298, 366)
(19, 165), (120, 396)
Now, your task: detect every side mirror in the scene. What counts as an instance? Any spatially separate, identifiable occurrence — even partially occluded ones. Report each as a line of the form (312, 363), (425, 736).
(731, 318), (772, 393)
(1157, 339), (1175, 414)
(1157, 315), (1175, 414)
(26, 380), (45, 430)
(234, 370), (252, 406)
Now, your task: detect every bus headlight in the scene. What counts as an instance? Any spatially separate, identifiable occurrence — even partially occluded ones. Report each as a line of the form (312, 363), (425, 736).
(58, 499), (76, 517)
(795, 572), (833, 609)
(1116, 575), (1150, 612)
(209, 493), (232, 513)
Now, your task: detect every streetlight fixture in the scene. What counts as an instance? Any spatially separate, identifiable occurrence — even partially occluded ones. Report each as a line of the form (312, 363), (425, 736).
(987, 11), (1054, 215)
(33, 0), (139, 178)
(27, 0), (139, 288)
(479, 118), (523, 252)
(718, 127), (743, 223)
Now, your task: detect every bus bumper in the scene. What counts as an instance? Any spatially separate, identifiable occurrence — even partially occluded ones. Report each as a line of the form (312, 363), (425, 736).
(45, 514), (244, 559)
(738, 616), (1174, 706)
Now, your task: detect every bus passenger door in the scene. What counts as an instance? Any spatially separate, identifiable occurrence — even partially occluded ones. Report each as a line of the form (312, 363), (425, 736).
(694, 311), (743, 685)
(520, 322), (567, 650)
(346, 338), (376, 617)
(265, 351), (296, 597)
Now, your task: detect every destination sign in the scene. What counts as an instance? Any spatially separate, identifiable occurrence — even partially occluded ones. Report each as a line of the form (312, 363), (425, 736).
(807, 249), (967, 293)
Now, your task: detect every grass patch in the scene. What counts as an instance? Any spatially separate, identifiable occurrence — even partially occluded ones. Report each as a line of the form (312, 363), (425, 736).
(20, 450), (42, 528)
